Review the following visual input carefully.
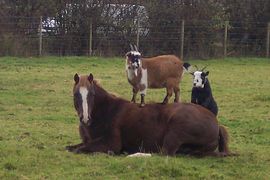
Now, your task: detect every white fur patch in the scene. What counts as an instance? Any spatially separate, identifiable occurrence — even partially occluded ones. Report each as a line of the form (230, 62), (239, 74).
(79, 87), (89, 124)
(130, 51), (141, 56)
(126, 57), (142, 80)
(193, 71), (204, 88)
(127, 153), (152, 157)
(140, 68), (148, 95)
(126, 66), (134, 81)
(126, 57), (134, 80)
(134, 68), (138, 76)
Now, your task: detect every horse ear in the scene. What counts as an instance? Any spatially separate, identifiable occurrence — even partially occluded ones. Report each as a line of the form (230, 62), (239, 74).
(88, 73), (94, 82)
(74, 73), (79, 84)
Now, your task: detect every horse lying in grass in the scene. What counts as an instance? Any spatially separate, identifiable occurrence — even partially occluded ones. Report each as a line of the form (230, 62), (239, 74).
(66, 73), (233, 157)
(125, 45), (191, 107)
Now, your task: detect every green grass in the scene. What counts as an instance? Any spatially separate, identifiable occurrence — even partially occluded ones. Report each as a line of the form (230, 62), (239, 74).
(0, 56), (269, 179)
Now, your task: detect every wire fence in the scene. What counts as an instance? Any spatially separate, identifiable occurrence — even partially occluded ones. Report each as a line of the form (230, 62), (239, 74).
(0, 16), (269, 59)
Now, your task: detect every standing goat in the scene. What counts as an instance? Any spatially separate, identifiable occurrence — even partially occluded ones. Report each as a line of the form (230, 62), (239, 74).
(125, 45), (190, 107)
(190, 66), (218, 116)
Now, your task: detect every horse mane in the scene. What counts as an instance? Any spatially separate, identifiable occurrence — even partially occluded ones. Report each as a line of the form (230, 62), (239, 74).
(93, 81), (128, 103)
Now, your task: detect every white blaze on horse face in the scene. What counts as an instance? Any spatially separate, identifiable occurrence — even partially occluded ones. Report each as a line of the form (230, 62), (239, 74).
(140, 68), (148, 95)
(79, 87), (89, 124)
(193, 71), (204, 88)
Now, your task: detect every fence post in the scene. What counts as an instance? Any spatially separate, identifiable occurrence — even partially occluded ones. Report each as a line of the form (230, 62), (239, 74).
(224, 21), (228, 58)
(180, 20), (185, 59)
(89, 18), (93, 56)
(39, 16), (43, 56)
(136, 18), (140, 50)
(266, 22), (270, 58)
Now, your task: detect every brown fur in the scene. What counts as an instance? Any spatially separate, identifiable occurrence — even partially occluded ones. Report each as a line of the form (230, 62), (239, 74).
(66, 74), (233, 157)
(142, 55), (183, 88)
(126, 54), (185, 105)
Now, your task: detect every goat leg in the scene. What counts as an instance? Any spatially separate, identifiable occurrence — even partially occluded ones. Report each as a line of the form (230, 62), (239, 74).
(131, 87), (138, 103)
(131, 95), (136, 103)
(140, 94), (145, 107)
(162, 87), (173, 104)
(66, 143), (84, 152)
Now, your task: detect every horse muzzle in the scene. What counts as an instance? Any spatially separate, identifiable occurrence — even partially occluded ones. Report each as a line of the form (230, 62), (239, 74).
(79, 116), (93, 126)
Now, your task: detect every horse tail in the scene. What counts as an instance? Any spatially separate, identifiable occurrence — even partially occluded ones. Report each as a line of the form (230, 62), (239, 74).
(218, 125), (230, 155)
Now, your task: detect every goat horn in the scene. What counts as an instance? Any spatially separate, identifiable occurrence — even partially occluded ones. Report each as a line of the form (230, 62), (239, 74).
(194, 65), (199, 71)
(129, 44), (134, 51)
(201, 65), (208, 71)
(134, 44), (138, 51)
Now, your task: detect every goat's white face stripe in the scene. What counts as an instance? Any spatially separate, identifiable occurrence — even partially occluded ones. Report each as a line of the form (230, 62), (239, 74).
(126, 58), (134, 80)
(126, 57), (142, 79)
(126, 51), (142, 78)
(79, 87), (89, 124)
(193, 71), (204, 88)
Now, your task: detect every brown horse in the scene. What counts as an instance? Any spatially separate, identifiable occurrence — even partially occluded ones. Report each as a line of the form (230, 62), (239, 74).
(66, 73), (233, 157)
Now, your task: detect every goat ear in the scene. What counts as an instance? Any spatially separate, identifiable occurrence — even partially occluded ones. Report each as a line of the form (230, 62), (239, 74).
(125, 52), (131, 57)
(88, 73), (94, 82)
(74, 73), (79, 84)
(190, 72), (194, 76)
(205, 71), (209, 76)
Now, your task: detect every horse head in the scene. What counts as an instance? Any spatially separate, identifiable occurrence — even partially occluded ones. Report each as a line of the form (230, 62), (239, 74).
(73, 73), (95, 126)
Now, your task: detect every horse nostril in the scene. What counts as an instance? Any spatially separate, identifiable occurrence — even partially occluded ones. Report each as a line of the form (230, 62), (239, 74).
(79, 116), (83, 121)
(87, 121), (92, 126)
(87, 116), (92, 126)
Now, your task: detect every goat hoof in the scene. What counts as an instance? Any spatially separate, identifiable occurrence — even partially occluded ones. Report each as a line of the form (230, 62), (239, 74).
(73, 148), (83, 154)
(139, 103), (145, 107)
(66, 145), (75, 152)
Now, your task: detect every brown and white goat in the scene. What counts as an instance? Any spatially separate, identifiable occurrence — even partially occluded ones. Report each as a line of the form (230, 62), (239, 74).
(125, 46), (190, 107)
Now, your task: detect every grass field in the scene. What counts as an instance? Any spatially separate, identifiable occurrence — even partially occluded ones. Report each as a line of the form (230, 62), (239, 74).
(0, 56), (270, 179)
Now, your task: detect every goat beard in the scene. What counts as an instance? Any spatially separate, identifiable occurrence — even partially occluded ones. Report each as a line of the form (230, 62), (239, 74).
(134, 68), (138, 76)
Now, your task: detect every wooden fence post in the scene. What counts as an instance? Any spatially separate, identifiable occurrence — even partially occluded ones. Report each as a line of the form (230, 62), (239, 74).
(136, 18), (140, 50)
(89, 18), (93, 56)
(224, 21), (229, 58)
(266, 22), (270, 58)
(180, 20), (185, 59)
(39, 16), (43, 56)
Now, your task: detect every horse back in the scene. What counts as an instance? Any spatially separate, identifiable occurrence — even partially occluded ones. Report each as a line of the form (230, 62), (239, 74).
(169, 103), (219, 145)
(117, 103), (171, 152)
(116, 102), (219, 153)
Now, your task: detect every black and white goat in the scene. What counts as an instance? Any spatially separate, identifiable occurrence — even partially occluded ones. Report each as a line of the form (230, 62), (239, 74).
(190, 68), (218, 116)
